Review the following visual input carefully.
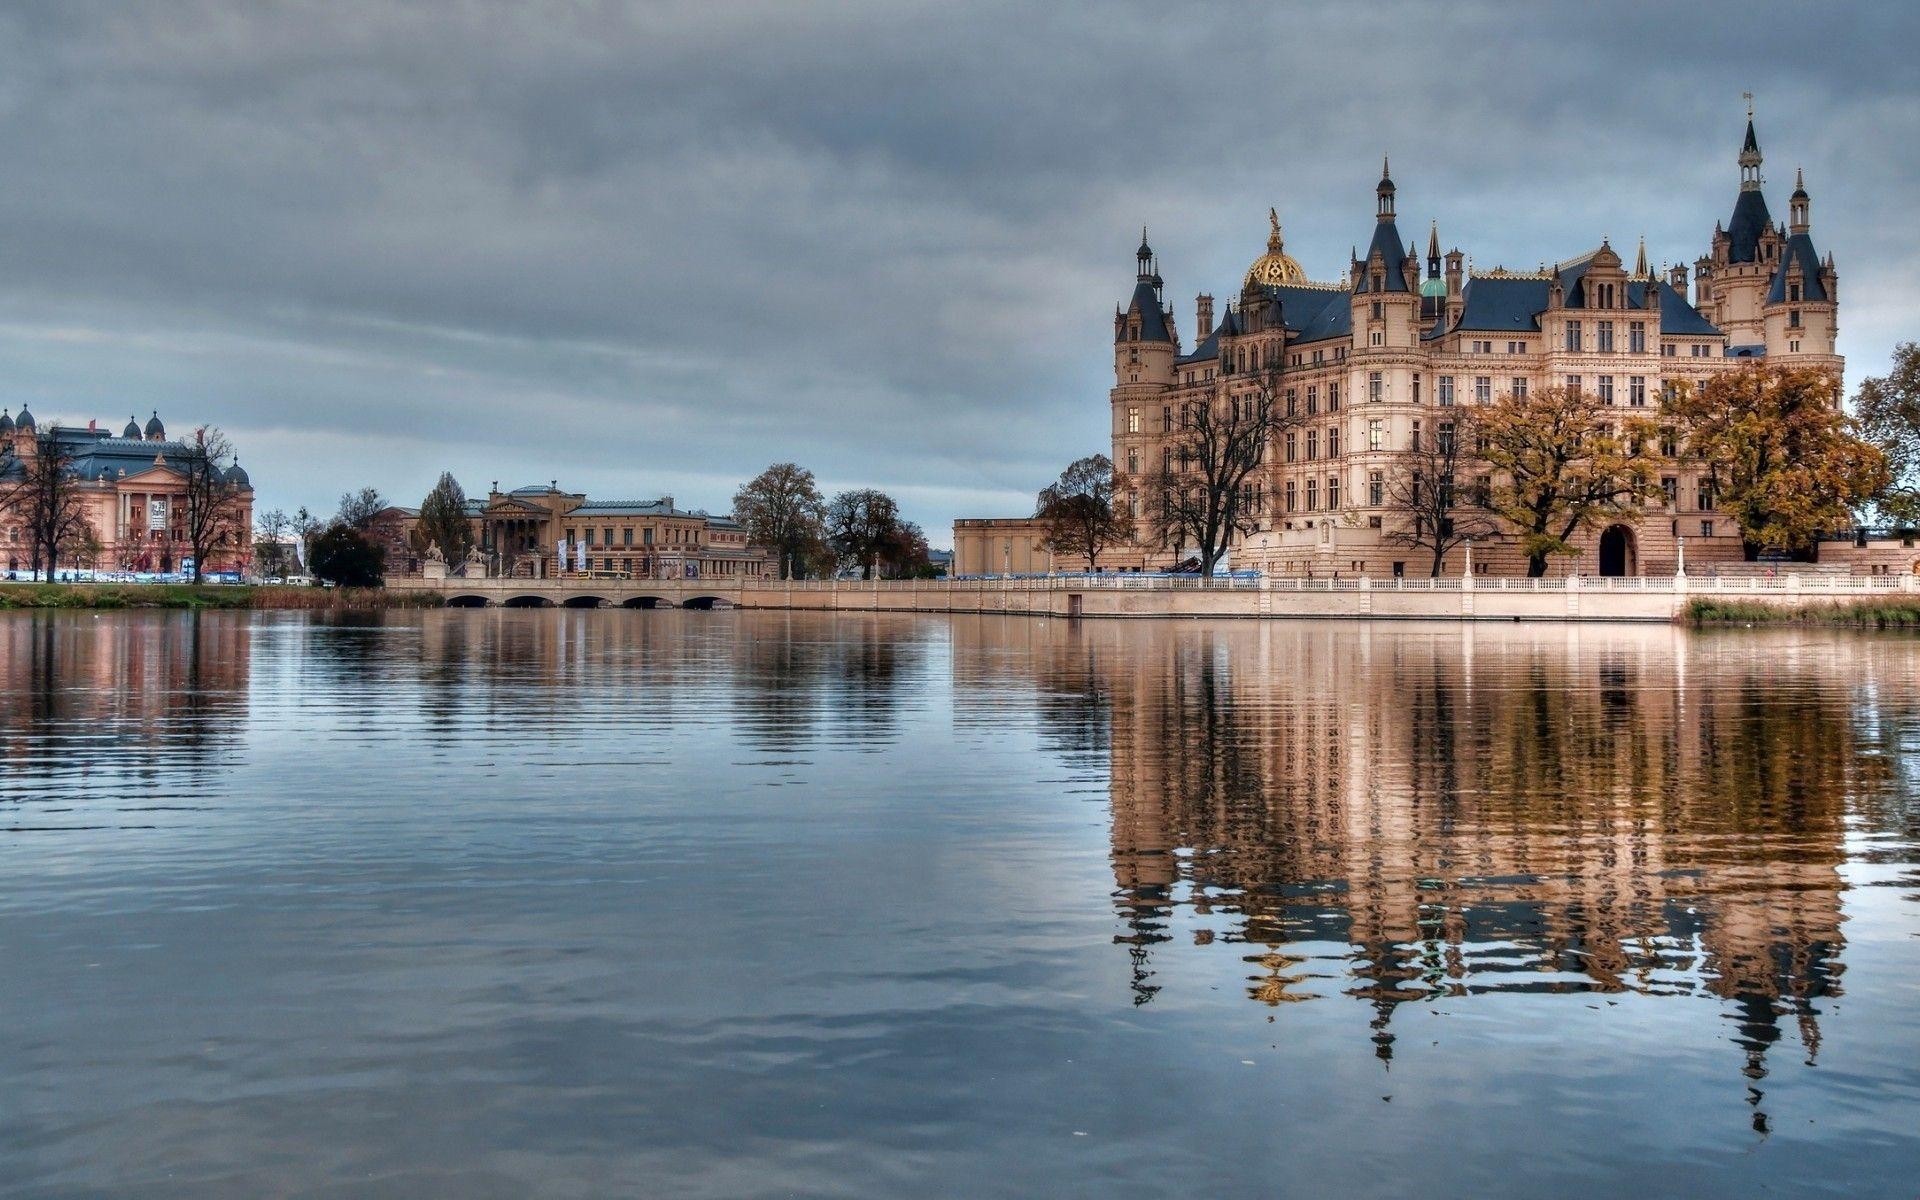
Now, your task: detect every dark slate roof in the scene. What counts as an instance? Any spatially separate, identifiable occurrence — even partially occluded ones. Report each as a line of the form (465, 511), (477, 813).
(574, 498), (701, 518)
(51, 431), (202, 483)
(1174, 328), (1219, 366)
(1728, 344), (1767, 358)
(1273, 285), (1353, 345)
(1726, 188), (1773, 263)
(1742, 118), (1759, 154)
(1118, 279), (1173, 343)
(1441, 269), (1720, 337)
(1355, 219), (1410, 292)
(1765, 232), (1827, 303)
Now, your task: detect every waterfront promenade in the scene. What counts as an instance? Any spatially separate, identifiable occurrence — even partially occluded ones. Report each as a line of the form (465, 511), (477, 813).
(383, 570), (1920, 622)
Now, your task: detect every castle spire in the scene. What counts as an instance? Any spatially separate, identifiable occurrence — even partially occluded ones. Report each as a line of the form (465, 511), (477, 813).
(1790, 167), (1810, 233)
(1739, 95), (1763, 192)
(1634, 235), (1649, 278)
(1376, 155), (1396, 221)
(1136, 227), (1153, 280)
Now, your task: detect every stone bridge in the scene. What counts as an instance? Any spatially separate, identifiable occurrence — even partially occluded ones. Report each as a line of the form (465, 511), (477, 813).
(386, 576), (757, 609)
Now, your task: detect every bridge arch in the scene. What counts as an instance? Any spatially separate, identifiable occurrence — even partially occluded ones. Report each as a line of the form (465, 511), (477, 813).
(444, 594), (491, 608)
(561, 595), (609, 609)
(502, 594), (554, 608)
(680, 595), (732, 610)
(620, 596), (671, 609)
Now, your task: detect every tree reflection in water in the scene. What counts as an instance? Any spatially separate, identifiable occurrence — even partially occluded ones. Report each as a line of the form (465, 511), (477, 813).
(958, 618), (1912, 1133)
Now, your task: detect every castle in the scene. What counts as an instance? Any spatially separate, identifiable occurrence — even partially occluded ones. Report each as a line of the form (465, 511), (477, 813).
(954, 109), (1839, 577)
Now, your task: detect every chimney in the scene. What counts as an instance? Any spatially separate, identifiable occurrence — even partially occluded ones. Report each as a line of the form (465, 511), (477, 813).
(1196, 293), (1214, 339)
(88, 419), (96, 432)
(661, 496), (675, 511)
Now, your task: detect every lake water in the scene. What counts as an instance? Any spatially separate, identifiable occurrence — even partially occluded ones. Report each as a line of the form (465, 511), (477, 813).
(2, 610), (1918, 1198)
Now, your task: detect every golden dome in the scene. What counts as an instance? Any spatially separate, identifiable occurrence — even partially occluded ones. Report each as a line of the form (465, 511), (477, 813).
(1243, 207), (1307, 289)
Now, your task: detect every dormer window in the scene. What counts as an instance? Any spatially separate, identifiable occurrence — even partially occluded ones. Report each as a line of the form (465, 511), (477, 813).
(1789, 282), (1801, 302)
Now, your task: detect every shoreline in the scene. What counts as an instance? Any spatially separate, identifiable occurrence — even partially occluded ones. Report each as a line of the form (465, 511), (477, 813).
(0, 583), (444, 611)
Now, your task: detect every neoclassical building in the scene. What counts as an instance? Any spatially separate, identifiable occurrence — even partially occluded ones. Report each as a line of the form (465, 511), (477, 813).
(955, 112), (1839, 577)
(374, 481), (773, 581)
(1, 409), (254, 576)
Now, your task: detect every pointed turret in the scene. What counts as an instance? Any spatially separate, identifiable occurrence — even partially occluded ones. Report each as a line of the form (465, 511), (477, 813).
(1725, 105), (1774, 263)
(1356, 158), (1409, 293)
(1634, 236), (1649, 279)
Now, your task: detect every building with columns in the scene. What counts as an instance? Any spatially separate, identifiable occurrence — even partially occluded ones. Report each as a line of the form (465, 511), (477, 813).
(1, 409), (253, 576)
(373, 481), (774, 581)
(954, 111), (1841, 578)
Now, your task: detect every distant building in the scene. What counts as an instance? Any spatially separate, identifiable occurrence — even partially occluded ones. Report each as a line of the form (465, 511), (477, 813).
(956, 111), (1841, 577)
(382, 482), (774, 580)
(1, 409), (254, 576)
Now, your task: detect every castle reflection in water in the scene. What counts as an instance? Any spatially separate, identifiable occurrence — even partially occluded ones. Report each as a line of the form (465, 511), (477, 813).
(954, 618), (1916, 1127)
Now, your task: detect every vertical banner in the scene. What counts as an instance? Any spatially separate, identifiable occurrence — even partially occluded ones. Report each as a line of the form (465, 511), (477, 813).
(556, 539), (565, 573)
(576, 542), (587, 573)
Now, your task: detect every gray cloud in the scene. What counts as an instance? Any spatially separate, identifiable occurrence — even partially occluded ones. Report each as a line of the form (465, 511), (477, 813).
(0, 1), (1915, 540)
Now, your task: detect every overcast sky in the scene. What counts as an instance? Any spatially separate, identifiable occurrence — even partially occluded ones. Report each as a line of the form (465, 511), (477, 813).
(1, 2), (1915, 543)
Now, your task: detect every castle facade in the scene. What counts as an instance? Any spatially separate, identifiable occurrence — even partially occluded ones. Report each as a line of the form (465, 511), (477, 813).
(955, 112), (1839, 577)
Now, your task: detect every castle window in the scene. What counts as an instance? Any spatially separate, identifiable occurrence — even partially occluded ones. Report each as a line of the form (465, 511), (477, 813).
(1567, 374), (1582, 393)
(1662, 343), (1677, 357)
(1163, 447), (1173, 474)
(1285, 433), (1297, 463)
(1510, 377), (1527, 399)
(1285, 481), (1296, 512)
(1127, 406), (1140, 433)
(1565, 321), (1582, 352)
(1629, 321), (1646, 353)
(1306, 479), (1318, 510)
(1701, 519), (1714, 538)
(1438, 375), (1455, 406)
(1413, 376), (1422, 403)
(1285, 388), (1297, 416)
(1368, 420), (1382, 451)
(1306, 430), (1319, 461)
(1697, 482), (1713, 511)
(1629, 376), (1647, 407)
(1508, 341), (1526, 354)
(1790, 340), (1801, 353)
(1598, 283), (1615, 309)
(1371, 301), (1382, 319)
(1163, 406), (1173, 432)
(1126, 448), (1140, 475)
(1328, 476), (1340, 508)
(1327, 426), (1340, 457)
(1789, 282), (1801, 302)
(1306, 386), (1318, 415)
(1789, 309), (1801, 328)
(1370, 331), (1384, 346)
(1369, 371), (1383, 402)
(1369, 471), (1384, 506)
(1438, 421), (1455, 455)
(1598, 376), (1614, 405)
(1597, 321), (1615, 352)
(1329, 383), (1340, 409)
(1474, 376), (1491, 404)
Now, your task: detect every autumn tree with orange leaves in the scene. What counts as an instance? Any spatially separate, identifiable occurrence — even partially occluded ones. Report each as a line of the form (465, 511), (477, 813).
(1475, 386), (1662, 577)
(1671, 364), (1890, 561)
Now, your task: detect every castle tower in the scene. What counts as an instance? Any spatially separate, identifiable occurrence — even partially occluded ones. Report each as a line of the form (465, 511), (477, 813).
(1112, 230), (1178, 502)
(1761, 167), (1840, 369)
(1699, 102), (1785, 348)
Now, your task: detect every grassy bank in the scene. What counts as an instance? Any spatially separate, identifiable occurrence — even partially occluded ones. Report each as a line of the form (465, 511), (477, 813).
(0, 584), (444, 611)
(1685, 596), (1920, 629)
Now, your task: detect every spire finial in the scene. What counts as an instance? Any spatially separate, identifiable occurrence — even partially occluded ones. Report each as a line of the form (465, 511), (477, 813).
(1381, 154), (1390, 180)
(1267, 206), (1283, 252)
(1744, 90), (1754, 120)
(1634, 235), (1648, 277)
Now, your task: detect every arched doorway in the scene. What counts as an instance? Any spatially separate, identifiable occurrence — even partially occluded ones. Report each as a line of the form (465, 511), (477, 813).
(1598, 525), (1636, 577)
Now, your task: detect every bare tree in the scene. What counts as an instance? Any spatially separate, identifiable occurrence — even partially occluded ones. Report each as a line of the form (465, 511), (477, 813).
(177, 426), (249, 583)
(1144, 392), (1285, 573)
(254, 508), (295, 578)
(733, 462), (827, 578)
(826, 488), (903, 579)
(336, 486), (385, 531)
(1381, 413), (1496, 577)
(1, 426), (91, 579)
(1037, 454), (1133, 571)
